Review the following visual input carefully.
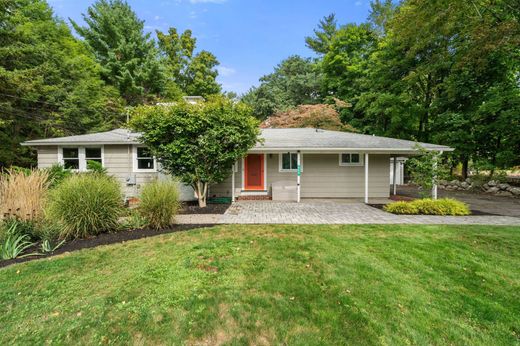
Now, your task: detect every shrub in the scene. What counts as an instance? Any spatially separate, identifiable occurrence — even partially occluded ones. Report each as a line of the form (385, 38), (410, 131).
(0, 169), (49, 221)
(383, 201), (419, 214)
(384, 198), (470, 216)
(86, 160), (107, 174)
(0, 222), (35, 259)
(46, 173), (123, 239)
(118, 209), (148, 231)
(139, 179), (180, 230)
(44, 164), (72, 188)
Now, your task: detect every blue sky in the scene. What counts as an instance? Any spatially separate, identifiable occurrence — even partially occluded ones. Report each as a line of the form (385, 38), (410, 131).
(48, 0), (372, 95)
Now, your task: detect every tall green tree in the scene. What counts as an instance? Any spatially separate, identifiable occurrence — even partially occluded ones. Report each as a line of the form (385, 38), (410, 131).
(72, 0), (165, 105)
(242, 55), (324, 119)
(305, 14), (338, 55)
(156, 27), (221, 98)
(0, 0), (123, 167)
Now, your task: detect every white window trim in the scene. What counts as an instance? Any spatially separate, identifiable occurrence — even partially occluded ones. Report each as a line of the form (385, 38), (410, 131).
(339, 153), (364, 167)
(279, 152), (303, 173)
(58, 146), (104, 172)
(132, 145), (157, 173)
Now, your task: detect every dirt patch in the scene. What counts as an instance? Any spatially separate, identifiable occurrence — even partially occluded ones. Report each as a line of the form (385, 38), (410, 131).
(179, 202), (230, 215)
(0, 224), (215, 269)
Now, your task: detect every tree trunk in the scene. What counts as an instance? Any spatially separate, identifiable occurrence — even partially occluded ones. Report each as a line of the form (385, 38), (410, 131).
(461, 159), (469, 180)
(194, 180), (208, 208)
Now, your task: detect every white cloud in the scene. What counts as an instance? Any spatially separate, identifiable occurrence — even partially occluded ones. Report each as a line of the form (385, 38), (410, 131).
(154, 15), (161, 20)
(217, 66), (236, 77)
(189, 0), (227, 4)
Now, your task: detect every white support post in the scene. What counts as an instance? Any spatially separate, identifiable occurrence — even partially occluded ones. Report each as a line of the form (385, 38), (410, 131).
(432, 152), (441, 200)
(231, 163), (236, 202)
(297, 151), (301, 203)
(364, 153), (369, 204)
(392, 156), (397, 195)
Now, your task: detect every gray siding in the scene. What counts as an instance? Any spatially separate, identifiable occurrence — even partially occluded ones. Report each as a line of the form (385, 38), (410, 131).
(210, 153), (390, 198)
(37, 146), (58, 169)
(35, 145), (159, 197)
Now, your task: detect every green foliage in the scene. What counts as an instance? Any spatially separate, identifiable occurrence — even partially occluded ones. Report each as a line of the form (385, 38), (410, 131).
(118, 209), (148, 231)
(407, 146), (450, 197)
(383, 201), (419, 215)
(0, 223), (35, 259)
(44, 164), (72, 188)
(130, 96), (259, 207)
(71, 0), (165, 105)
(242, 56), (324, 119)
(138, 180), (180, 230)
(384, 198), (470, 216)
(40, 238), (66, 254)
(305, 13), (338, 54)
(86, 160), (107, 174)
(46, 174), (123, 239)
(0, 0), (125, 167)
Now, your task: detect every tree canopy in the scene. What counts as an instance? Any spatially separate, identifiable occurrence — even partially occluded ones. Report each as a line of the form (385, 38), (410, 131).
(129, 97), (259, 207)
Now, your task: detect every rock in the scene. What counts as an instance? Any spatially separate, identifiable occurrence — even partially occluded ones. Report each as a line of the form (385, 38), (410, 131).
(487, 180), (497, 187)
(487, 187), (500, 193)
(450, 179), (459, 186)
(510, 187), (520, 196)
(499, 183), (510, 190)
(495, 190), (513, 197)
(483, 183), (489, 190)
(461, 182), (469, 189)
(465, 178), (472, 184)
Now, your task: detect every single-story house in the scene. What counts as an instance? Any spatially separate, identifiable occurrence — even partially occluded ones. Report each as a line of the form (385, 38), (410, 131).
(22, 128), (452, 202)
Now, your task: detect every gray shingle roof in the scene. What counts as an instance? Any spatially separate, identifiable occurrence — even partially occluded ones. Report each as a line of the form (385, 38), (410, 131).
(21, 128), (141, 146)
(22, 127), (452, 152)
(252, 128), (452, 152)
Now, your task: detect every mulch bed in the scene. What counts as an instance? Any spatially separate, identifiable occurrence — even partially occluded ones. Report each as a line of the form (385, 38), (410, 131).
(368, 204), (500, 216)
(0, 223), (215, 269)
(178, 201), (230, 215)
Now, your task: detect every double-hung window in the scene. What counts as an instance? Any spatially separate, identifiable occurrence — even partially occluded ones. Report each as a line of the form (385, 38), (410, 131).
(62, 148), (80, 170)
(279, 152), (301, 172)
(134, 146), (156, 171)
(339, 153), (363, 166)
(60, 147), (103, 171)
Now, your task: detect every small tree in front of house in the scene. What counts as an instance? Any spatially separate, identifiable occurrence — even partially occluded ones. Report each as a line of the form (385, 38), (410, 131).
(129, 97), (260, 207)
(407, 145), (449, 198)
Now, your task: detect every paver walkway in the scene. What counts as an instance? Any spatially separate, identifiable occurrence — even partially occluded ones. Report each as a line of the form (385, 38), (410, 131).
(175, 200), (520, 226)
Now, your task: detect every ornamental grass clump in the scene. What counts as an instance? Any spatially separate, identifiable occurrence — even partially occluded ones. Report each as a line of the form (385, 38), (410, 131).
(46, 173), (123, 239)
(384, 198), (470, 216)
(0, 169), (49, 222)
(139, 179), (180, 230)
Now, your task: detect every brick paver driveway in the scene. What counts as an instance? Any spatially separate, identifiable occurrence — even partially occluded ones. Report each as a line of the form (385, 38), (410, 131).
(175, 200), (520, 225)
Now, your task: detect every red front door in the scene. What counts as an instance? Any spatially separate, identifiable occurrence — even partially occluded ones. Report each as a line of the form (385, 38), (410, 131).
(244, 154), (264, 190)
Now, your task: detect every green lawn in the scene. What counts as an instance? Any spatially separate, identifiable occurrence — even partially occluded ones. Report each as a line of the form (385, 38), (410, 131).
(1, 225), (520, 345)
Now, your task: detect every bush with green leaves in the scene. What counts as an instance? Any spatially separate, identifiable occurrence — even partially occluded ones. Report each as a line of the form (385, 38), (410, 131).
(44, 164), (72, 188)
(46, 173), (123, 239)
(86, 160), (108, 174)
(0, 222), (35, 259)
(139, 179), (180, 230)
(384, 198), (470, 216)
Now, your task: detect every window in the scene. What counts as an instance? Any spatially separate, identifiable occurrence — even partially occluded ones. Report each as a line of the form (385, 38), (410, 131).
(62, 148), (79, 170)
(60, 147), (103, 171)
(135, 147), (155, 171)
(339, 153), (363, 166)
(85, 147), (102, 169)
(279, 152), (301, 172)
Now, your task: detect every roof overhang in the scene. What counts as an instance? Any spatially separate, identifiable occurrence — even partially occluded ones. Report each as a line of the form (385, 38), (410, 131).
(248, 147), (452, 154)
(21, 141), (140, 146)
